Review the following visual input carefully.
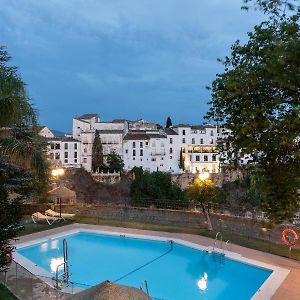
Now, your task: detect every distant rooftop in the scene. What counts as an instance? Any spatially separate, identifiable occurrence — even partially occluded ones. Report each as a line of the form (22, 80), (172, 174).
(77, 113), (99, 119)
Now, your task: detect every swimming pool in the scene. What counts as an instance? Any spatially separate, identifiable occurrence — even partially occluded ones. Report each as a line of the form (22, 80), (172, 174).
(15, 229), (283, 300)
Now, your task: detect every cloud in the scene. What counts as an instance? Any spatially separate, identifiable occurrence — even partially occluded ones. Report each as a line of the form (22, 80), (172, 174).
(0, 0), (264, 130)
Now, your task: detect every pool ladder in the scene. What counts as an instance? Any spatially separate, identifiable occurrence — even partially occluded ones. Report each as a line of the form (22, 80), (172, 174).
(213, 232), (231, 255)
(55, 239), (70, 289)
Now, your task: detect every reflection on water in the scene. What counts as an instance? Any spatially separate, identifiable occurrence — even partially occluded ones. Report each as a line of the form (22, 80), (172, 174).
(50, 257), (64, 273)
(40, 242), (48, 252)
(51, 240), (59, 249)
(197, 272), (208, 291)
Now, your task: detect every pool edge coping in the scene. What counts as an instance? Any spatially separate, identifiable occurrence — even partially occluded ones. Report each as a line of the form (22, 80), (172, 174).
(13, 226), (290, 299)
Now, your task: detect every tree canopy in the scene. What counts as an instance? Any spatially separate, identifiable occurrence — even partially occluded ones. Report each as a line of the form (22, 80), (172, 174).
(130, 171), (187, 209)
(0, 46), (48, 270)
(166, 116), (172, 128)
(91, 130), (104, 172)
(107, 151), (124, 173)
(207, 13), (300, 223)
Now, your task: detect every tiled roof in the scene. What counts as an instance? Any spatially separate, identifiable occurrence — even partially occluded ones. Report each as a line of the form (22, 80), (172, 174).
(164, 128), (178, 135)
(97, 130), (124, 134)
(45, 136), (80, 142)
(123, 133), (149, 140)
(78, 113), (99, 119)
(123, 132), (167, 140)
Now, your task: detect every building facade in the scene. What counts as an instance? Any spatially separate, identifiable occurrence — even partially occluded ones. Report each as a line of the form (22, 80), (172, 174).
(40, 113), (232, 174)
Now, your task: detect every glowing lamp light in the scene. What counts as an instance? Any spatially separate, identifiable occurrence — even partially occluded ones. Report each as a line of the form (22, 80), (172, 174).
(51, 168), (65, 177)
(197, 272), (208, 291)
(199, 172), (209, 180)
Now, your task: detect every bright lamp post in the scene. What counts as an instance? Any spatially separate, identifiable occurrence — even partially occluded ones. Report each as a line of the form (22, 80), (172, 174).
(198, 171), (211, 212)
(198, 171), (210, 181)
(51, 167), (65, 218)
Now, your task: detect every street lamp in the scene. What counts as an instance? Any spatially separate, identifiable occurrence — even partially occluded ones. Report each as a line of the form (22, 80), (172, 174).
(51, 167), (65, 218)
(198, 171), (210, 181)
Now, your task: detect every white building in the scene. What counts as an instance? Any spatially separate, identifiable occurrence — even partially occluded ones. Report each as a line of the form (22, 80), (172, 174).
(39, 113), (229, 175)
(37, 126), (55, 138)
(47, 137), (81, 168)
(72, 114), (127, 171)
(37, 126), (81, 168)
(173, 124), (220, 173)
(123, 128), (180, 173)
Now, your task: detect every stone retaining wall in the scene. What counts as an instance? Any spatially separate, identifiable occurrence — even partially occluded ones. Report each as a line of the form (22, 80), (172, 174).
(23, 203), (294, 247)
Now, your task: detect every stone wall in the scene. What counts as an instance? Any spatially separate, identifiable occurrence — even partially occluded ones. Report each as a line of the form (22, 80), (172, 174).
(22, 203), (294, 247)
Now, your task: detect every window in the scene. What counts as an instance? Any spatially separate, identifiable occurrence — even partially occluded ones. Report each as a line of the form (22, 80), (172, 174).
(133, 142), (136, 148)
(64, 143), (68, 150)
(210, 138), (214, 144)
(151, 158), (156, 161)
(55, 143), (60, 150)
(212, 154), (216, 161)
(55, 153), (60, 160)
(190, 155), (192, 161)
(182, 148), (186, 153)
(146, 142), (149, 146)
(64, 152), (68, 158)
(74, 152), (77, 158)
(196, 155), (200, 161)
(140, 142), (143, 148)
(49, 153), (54, 159)
(74, 159), (77, 163)
(192, 138), (195, 144)
(200, 138), (203, 144)
(170, 147), (173, 154)
(133, 149), (136, 156)
(170, 155), (173, 159)
(74, 143), (77, 150)
(83, 158), (87, 163)
(140, 149), (143, 156)
(51, 143), (55, 150)
(161, 157), (164, 160)
(125, 149), (128, 154)
(84, 148), (87, 153)
(182, 138), (186, 143)
(64, 159), (68, 163)
(182, 129), (186, 135)
(210, 130), (214, 136)
(170, 138), (173, 144)
(204, 155), (208, 161)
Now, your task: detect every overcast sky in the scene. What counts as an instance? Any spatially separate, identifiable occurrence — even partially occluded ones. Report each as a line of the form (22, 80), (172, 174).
(0, 0), (264, 132)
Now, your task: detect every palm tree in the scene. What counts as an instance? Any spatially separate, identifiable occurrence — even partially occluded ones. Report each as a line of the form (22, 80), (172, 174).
(0, 46), (49, 270)
(0, 46), (48, 181)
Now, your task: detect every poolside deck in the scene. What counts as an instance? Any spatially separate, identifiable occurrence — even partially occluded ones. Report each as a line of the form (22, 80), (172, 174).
(5, 223), (300, 300)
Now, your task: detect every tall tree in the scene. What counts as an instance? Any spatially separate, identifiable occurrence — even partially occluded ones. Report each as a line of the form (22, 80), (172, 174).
(206, 14), (300, 223)
(107, 151), (124, 173)
(0, 46), (48, 270)
(186, 178), (217, 231)
(166, 116), (173, 128)
(242, 0), (299, 16)
(92, 130), (104, 172)
(179, 148), (185, 171)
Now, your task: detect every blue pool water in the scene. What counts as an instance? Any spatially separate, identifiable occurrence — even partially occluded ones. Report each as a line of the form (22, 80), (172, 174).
(18, 231), (272, 299)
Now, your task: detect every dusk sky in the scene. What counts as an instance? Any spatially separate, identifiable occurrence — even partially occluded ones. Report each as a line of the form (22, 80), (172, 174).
(0, 0), (264, 132)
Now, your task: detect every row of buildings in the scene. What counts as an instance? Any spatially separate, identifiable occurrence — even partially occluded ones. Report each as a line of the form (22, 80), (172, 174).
(39, 113), (247, 174)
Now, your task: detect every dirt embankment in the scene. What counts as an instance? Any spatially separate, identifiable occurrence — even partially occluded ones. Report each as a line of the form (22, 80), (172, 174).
(63, 168), (131, 204)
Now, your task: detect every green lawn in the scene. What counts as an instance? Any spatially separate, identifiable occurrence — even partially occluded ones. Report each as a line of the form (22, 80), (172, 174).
(73, 216), (300, 261)
(0, 284), (17, 300)
(17, 215), (300, 261)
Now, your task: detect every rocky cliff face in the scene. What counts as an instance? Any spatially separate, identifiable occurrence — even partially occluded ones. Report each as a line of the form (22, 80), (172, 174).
(63, 168), (131, 204)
